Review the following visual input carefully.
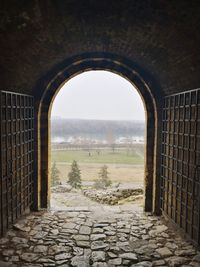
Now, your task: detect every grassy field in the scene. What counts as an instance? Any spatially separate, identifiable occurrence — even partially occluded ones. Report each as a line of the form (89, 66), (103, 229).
(51, 146), (144, 185)
(54, 162), (144, 185)
(51, 146), (144, 165)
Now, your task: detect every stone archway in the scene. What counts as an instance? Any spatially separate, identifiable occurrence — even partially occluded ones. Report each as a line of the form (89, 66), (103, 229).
(36, 52), (162, 214)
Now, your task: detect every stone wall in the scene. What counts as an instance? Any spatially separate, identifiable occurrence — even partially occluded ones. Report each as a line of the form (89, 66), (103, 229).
(83, 188), (143, 205)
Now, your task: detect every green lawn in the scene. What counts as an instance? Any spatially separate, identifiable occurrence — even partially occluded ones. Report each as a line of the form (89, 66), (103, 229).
(51, 148), (144, 165)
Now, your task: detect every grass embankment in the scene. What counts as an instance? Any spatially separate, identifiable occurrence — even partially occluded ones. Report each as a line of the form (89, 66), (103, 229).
(51, 146), (144, 165)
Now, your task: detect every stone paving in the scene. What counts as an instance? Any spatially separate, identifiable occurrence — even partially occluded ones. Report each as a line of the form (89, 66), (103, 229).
(0, 205), (199, 267)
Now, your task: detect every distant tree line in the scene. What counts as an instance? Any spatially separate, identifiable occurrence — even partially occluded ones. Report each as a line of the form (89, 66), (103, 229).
(51, 118), (145, 139)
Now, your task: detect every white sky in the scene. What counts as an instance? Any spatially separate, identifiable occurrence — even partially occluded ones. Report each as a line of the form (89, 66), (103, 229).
(51, 71), (145, 121)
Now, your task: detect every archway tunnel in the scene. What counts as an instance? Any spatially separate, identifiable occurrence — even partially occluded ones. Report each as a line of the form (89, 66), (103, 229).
(38, 56), (160, 214)
(0, 1), (200, 265)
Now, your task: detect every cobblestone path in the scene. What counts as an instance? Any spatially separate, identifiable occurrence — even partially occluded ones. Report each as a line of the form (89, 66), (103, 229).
(0, 206), (199, 267)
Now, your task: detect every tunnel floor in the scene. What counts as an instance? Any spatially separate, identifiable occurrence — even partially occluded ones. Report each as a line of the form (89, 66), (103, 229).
(0, 206), (199, 267)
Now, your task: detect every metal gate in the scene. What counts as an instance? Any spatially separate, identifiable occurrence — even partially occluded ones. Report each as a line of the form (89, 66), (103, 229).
(0, 91), (34, 235)
(160, 89), (200, 244)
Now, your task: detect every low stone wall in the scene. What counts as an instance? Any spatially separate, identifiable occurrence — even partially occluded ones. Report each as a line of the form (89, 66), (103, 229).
(83, 188), (143, 205)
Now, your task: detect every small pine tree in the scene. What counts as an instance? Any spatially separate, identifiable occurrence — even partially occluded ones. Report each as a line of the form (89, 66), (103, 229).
(68, 160), (82, 189)
(51, 161), (60, 187)
(94, 165), (112, 189)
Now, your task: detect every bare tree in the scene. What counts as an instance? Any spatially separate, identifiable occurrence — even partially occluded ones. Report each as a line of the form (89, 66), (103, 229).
(106, 130), (116, 153)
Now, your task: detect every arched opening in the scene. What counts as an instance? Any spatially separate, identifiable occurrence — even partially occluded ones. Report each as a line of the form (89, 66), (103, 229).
(50, 70), (146, 210)
(36, 52), (162, 214)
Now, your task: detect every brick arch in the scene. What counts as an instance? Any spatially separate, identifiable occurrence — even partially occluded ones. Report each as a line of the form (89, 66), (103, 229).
(36, 52), (163, 214)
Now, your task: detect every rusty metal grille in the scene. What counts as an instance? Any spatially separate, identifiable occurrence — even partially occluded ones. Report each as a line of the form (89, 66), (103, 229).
(0, 91), (34, 235)
(160, 88), (200, 244)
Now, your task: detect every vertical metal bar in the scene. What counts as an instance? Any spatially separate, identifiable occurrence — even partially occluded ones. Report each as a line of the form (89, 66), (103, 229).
(0, 91), (2, 235)
(161, 98), (166, 212)
(10, 94), (13, 224)
(168, 97), (171, 215)
(174, 94), (180, 224)
(197, 90), (200, 244)
(17, 95), (21, 216)
(18, 95), (21, 215)
(184, 92), (191, 234)
(18, 97), (21, 215)
(180, 93), (184, 229)
(1, 92), (6, 234)
(22, 95), (25, 213)
(23, 95), (25, 212)
(5, 93), (9, 231)
(160, 98), (166, 212)
(170, 96), (174, 220)
(14, 94), (17, 220)
(164, 98), (169, 214)
(198, 164), (200, 244)
(30, 98), (34, 207)
(191, 90), (197, 241)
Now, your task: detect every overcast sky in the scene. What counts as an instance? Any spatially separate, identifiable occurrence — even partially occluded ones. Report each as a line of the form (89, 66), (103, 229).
(51, 71), (145, 121)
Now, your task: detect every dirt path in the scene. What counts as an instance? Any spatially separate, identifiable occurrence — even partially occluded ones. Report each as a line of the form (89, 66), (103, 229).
(50, 191), (103, 210)
(50, 190), (144, 212)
